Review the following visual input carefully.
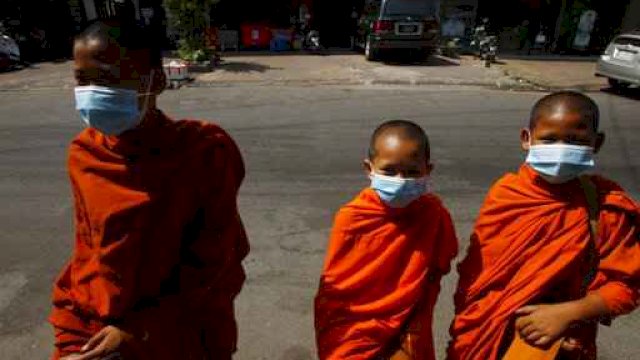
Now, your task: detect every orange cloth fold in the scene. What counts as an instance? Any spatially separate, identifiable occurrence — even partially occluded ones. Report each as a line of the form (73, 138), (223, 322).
(50, 112), (249, 359)
(448, 165), (640, 360)
(315, 189), (458, 360)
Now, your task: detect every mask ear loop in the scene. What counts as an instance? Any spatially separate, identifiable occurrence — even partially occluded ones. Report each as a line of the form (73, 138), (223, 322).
(138, 69), (155, 121)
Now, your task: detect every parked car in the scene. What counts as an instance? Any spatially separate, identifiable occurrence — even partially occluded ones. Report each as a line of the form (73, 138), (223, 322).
(595, 30), (640, 89)
(357, 0), (440, 61)
(0, 32), (21, 71)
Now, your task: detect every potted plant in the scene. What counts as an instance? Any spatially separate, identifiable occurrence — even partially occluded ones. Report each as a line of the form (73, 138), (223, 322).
(164, 0), (219, 71)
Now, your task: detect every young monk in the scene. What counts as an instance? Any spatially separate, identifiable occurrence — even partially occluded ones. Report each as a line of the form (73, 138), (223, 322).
(50, 18), (248, 360)
(315, 120), (458, 360)
(448, 91), (640, 360)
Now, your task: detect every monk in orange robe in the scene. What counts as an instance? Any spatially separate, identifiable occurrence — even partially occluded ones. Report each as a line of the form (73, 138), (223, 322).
(448, 91), (640, 360)
(50, 19), (248, 360)
(315, 120), (458, 360)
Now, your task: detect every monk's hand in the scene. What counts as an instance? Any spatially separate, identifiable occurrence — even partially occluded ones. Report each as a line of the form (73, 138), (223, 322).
(72, 325), (134, 360)
(515, 304), (576, 347)
(561, 337), (583, 352)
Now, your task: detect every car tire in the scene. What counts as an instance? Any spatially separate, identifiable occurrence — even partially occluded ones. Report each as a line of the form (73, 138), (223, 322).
(365, 39), (379, 62)
(608, 78), (630, 90)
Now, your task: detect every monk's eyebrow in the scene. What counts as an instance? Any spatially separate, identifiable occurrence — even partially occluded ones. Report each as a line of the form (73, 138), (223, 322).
(74, 69), (122, 87)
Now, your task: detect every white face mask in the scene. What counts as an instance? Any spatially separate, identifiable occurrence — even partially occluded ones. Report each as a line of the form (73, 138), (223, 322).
(526, 143), (595, 183)
(74, 70), (155, 136)
(370, 172), (431, 208)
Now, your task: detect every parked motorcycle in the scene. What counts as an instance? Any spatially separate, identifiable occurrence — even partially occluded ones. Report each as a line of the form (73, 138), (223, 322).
(479, 35), (498, 67)
(471, 18), (499, 67)
(304, 29), (323, 52)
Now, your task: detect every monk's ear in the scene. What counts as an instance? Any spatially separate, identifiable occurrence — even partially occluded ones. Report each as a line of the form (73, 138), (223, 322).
(594, 132), (605, 154)
(363, 158), (373, 175)
(520, 128), (531, 152)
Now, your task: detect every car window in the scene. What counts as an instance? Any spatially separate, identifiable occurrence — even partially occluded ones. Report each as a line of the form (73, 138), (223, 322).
(613, 36), (640, 47)
(383, 0), (439, 17)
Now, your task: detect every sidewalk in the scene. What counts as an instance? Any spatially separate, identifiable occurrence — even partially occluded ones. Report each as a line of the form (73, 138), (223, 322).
(191, 53), (515, 88)
(495, 54), (607, 91)
(0, 52), (610, 92)
(0, 61), (75, 91)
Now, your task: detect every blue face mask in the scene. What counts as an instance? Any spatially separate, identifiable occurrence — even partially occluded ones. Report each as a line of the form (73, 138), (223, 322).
(526, 144), (595, 183)
(74, 85), (143, 136)
(370, 173), (431, 208)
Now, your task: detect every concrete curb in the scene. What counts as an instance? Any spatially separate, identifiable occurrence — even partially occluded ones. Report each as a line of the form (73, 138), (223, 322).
(183, 76), (545, 92)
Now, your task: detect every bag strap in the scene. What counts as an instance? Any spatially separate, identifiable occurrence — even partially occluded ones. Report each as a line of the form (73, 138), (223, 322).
(579, 175), (599, 239)
(578, 175), (600, 293)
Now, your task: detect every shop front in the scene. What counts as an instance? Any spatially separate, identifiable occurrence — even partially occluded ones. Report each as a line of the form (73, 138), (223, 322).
(211, 0), (364, 49)
(477, 0), (632, 53)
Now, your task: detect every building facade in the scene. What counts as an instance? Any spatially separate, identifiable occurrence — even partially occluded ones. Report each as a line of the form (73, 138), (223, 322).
(2, 0), (637, 60)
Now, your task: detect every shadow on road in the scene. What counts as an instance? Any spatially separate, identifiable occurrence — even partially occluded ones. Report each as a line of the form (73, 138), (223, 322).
(498, 53), (599, 63)
(216, 61), (281, 73)
(220, 49), (358, 58)
(601, 86), (640, 101)
(383, 55), (459, 67)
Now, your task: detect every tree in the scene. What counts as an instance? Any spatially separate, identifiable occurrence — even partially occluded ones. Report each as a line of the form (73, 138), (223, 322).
(164, 0), (219, 62)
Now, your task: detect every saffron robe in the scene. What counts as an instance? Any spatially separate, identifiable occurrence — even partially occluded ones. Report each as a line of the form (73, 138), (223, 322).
(50, 111), (249, 359)
(315, 189), (458, 360)
(448, 165), (640, 360)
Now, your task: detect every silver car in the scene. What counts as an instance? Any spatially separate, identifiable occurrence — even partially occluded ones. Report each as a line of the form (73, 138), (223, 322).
(596, 31), (640, 89)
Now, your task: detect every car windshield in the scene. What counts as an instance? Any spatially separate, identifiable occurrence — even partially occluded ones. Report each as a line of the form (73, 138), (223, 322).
(383, 0), (438, 16)
(613, 36), (640, 47)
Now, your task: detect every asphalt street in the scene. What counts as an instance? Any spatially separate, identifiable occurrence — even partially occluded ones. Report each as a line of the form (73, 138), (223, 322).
(0, 84), (638, 359)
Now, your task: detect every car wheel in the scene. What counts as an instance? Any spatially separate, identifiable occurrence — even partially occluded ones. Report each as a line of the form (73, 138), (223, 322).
(608, 78), (630, 90)
(365, 39), (379, 61)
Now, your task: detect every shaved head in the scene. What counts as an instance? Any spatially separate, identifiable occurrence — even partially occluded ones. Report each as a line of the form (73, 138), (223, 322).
(529, 91), (600, 131)
(75, 19), (162, 68)
(368, 120), (430, 160)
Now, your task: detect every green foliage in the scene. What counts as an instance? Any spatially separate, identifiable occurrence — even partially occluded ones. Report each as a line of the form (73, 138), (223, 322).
(164, 0), (219, 61)
(177, 45), (212, 62)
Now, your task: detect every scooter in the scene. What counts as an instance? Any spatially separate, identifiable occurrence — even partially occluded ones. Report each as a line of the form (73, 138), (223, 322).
(479, 35), (498, 67)
(471, 19), (498, 67)
(304, 29), (323, 52)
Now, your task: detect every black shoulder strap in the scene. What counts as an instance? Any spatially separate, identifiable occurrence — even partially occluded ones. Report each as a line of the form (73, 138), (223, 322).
(579, 175), (600, 239)
(578, 175), (600, 292)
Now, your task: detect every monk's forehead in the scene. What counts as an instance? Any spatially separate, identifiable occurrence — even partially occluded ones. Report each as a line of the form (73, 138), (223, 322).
(374, 131), (425, 156)
(533, 100), (597, 130)
(535, 110), (594, 132)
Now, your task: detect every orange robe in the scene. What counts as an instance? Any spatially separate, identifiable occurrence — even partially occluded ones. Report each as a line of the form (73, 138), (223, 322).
(448, 165), (640, 360)
(315, 188), (458, 360)
(50, 111), (249, 359)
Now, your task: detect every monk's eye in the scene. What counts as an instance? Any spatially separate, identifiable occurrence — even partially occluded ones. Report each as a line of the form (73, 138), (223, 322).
(538, 136), (559, 144)
(379, 167), (397, 176)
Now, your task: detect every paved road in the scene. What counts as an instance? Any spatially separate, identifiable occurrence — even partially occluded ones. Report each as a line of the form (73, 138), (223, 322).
(0, 85), (638, 359)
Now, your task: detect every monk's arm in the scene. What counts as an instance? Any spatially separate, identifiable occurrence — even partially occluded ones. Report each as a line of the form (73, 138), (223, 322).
(589, 208), (640, 317)
(514, 294), (609, 347)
